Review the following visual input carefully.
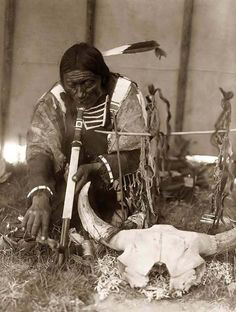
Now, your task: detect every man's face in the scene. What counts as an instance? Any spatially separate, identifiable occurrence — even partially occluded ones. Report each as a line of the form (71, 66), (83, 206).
(63, 70), (103, 108)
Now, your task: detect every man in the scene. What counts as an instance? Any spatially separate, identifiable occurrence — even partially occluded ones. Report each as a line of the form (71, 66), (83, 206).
(22, 42), (147, 242)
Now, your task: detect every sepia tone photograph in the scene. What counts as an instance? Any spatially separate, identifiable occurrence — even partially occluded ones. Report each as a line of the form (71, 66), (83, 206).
(0, 0), (236, 311)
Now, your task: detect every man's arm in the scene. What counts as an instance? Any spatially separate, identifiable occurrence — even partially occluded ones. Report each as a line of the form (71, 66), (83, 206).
(23, 96), (65, 239)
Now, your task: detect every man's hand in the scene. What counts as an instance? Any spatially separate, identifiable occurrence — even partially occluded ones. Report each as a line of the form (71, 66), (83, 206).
(73, 162), (102, 194)
(22, 192), (52, 240)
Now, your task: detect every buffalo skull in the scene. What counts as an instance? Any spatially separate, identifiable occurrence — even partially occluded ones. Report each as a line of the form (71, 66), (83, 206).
(78, 182), (236, 293)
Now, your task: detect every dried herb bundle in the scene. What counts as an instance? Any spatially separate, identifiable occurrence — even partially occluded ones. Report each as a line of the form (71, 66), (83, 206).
(138, 85), (172, 225)
(210, 88), (234, 228)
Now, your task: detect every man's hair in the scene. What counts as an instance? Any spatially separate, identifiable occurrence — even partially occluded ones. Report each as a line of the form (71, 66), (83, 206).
(60, 42), (110, 86)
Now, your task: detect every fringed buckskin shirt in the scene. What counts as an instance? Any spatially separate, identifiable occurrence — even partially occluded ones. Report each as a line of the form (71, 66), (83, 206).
(26, 74), (147, 201)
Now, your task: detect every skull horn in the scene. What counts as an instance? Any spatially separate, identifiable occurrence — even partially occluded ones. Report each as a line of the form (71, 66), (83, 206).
(212, 227), (236, 255)
(77, 182), (119, 245)
(195, 225), (236, 257)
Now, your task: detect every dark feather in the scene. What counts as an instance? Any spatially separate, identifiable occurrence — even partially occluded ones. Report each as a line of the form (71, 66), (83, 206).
(123, 40), (159, 54)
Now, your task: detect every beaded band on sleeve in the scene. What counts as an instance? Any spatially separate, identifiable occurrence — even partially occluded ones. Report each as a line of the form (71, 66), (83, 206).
(98, 155), (114, 184)
(27, 185), (54, 199)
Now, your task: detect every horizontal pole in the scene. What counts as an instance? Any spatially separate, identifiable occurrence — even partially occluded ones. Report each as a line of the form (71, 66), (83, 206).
(95, 129), (236, 137)
(95, 130), (151, 136)
(171, 129), (236, 135)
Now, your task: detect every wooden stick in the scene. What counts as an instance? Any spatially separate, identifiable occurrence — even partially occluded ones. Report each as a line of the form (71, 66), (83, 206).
(95, 129), (236, 137)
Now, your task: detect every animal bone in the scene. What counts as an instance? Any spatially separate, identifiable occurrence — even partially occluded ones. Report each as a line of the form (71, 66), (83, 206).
(78, 182), (236, 293)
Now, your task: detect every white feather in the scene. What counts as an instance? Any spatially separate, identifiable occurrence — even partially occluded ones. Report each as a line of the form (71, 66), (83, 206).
(102, 45), (130, 56)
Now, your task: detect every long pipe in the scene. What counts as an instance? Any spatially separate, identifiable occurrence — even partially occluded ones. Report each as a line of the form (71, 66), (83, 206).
(58, 108), (84, 266)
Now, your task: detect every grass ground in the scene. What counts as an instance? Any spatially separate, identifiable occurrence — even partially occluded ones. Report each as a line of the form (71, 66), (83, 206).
(0, 163), (236, 311)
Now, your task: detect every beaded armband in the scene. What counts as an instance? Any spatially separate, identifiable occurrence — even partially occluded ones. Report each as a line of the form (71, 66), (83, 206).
(97, 155), (114, 184)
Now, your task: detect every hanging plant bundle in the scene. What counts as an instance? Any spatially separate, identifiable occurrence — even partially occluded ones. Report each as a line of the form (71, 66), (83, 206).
(138, 84), (172, 225)
(210, 88), (234, 228)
